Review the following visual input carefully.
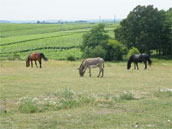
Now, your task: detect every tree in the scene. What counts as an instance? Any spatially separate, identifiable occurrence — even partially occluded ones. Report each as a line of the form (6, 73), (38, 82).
(127, 47), (140, 59)
(81, 24), (109, 50)
(82, 46), (106, 59)
(165, 8), (172, 56)
(81, 24), (126, 60)
(115, 5), (171, 56)
(81, 24), (109, 59)
(106, 39), (127, 60)
(37, 20), (40, 24)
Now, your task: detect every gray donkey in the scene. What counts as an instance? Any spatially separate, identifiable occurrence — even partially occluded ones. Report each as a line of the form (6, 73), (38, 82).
(78, 57), (104, 77)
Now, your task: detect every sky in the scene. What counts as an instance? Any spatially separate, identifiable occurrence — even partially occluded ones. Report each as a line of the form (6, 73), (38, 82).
(0, 0), (171, 20)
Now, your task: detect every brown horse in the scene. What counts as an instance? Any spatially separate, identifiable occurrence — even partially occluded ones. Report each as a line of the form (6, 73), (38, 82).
(26, 52), (48, 68)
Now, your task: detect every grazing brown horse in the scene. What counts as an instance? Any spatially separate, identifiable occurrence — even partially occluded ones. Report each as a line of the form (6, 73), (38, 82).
(26, 52), (48, 68)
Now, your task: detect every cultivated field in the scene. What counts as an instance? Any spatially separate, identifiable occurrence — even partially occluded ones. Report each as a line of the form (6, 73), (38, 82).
(0, 60), (172, 129)
(0, 23), (116, 60)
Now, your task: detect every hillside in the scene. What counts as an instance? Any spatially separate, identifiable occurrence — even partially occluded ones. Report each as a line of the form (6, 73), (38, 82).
(0, 23), (117, 60)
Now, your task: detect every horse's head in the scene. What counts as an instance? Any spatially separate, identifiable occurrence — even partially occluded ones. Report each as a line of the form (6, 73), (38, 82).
(26, 57), (30, 67)
(127, 59), (131, 70)
(127, 55), (134, 70)
(127, 63), (131, 70)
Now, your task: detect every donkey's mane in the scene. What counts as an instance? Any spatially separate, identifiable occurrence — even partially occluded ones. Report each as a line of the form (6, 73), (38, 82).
(79, 59), (85, 69)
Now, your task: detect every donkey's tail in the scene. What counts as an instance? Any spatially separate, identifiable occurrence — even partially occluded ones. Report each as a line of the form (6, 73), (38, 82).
(40, 53), (48, 61)
(147, 56), (152, 66)
(103, 62), (104, 68)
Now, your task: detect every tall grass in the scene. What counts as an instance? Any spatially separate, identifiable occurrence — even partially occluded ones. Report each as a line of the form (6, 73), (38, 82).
(18, 89), (137, 114)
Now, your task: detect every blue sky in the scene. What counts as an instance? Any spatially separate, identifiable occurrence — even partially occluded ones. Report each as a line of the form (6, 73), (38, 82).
(0, 0), (171, 20)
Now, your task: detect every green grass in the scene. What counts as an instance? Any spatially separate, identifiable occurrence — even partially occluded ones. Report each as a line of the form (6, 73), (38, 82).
(0, 60), (172, 129)
(0, 23), (171, 128)
(0, 23), (117, 60)
(0, 23), (97, 37)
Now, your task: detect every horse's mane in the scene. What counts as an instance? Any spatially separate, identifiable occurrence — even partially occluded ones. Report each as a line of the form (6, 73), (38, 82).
(128, 55), (134, 64)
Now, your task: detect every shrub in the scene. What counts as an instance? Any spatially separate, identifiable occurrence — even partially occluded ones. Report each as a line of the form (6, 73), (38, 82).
(119, 92), (135, 100)
(67, 55), (76, 61)
(106, 39), (127, 60)
(59, 99), (78, 109)
(18, 89), (137, 113)
(82, 47), (93, 58)
(19, 100), (39, 113)
(92, 46), (106, 59)
(82, 46), (106, 59)
(62, 88), (74, 99)
(127, 47), (140, 59)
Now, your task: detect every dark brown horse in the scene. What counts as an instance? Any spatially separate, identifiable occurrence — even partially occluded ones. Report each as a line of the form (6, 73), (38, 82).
(26, 52), (48, 68)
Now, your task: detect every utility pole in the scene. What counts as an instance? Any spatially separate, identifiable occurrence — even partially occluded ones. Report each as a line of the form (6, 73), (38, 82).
(114, 14), (116, 24)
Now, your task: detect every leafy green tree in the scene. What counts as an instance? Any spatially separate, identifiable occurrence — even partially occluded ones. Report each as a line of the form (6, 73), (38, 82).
(106, 39), (127, 60)
(115, 5), (171, 55)
(166, 8), (172, 24)
(127, 47), (140, 59)
(165, 8), (172, 56)
(81, 24), (108, 59)
(81, 24), (126, 61)
(82, 46), (106, 59)
(81, 24), (109, 50)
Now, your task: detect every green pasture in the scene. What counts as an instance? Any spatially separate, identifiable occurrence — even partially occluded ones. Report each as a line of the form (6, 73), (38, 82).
(0, 23), (96, 37)
(0, 23), (116, 61)
(0, 23), (172, 128)
(0, 60), (172, 129)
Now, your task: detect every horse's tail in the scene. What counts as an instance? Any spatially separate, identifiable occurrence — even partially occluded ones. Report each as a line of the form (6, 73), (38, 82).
(147, 56), (152, 66)
(40, 53), (48, 61)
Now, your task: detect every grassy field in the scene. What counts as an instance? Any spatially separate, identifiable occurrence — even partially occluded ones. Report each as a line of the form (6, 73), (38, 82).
(0, 59), (172, 129)
(0, 23), (172, 128)
(0, 23), (116, 60)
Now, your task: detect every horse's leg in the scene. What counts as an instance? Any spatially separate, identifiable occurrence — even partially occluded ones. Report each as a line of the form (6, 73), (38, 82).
(101, 67), (104, 77)
(134, 63), (136, 70)
(144, 61), (147, 70)
(35, 61), (38, 68)
(31, 61), (33, 68)
(39, 60), (42, 68)
(136, 63), (139, 70)
(89, 67), (91, 77)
